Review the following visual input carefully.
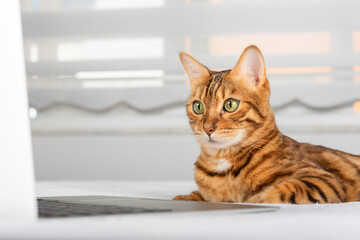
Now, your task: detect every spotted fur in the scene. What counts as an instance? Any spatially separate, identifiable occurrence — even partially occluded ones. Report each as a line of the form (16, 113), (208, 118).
(173, 45), (360, 204)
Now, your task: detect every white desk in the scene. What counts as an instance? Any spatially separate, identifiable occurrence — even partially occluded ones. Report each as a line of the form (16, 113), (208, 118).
(1, 181), (360, 240)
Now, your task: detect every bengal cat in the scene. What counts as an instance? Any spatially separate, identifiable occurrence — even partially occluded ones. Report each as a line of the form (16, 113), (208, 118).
(173, 45), (360, 204)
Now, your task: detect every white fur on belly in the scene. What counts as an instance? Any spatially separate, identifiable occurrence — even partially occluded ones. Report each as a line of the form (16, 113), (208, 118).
(216, 159), (231, 172)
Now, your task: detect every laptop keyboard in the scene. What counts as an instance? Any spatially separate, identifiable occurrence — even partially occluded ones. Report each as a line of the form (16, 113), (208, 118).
(38, 199), (172, 218)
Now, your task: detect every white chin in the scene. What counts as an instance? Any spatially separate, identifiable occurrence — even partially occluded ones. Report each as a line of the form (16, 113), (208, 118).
(204, 139), (234, 149)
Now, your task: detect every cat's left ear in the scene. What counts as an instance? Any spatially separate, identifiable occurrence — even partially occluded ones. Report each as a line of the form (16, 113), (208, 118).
(179, 52), (210, 85)
(228, 45), (266, 87)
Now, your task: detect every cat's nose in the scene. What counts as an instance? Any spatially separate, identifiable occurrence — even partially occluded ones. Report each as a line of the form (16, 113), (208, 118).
(203, 125), (217, 136)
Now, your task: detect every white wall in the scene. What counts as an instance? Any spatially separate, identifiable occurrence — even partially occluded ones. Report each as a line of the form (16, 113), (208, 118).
(33, 134), (198, 180)
(33, 131), (360, 180)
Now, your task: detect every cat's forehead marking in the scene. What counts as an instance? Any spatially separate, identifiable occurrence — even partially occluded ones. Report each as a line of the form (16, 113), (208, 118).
(202, 70), (231, 101)
(206, 72), (223, 97)
(191, 69), (232, 102)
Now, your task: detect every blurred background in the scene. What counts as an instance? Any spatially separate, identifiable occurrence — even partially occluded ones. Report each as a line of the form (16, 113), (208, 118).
(20, 0), (360, 180)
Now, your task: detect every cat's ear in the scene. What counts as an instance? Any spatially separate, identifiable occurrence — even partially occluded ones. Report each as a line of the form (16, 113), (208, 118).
(179, 52), (210, 84)
(229, 45), (266, 87)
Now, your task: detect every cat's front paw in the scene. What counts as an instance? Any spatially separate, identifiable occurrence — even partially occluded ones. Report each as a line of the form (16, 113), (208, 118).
(173, 191), (204, 201)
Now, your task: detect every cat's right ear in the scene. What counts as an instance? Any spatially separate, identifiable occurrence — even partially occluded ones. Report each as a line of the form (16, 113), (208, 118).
(228, 45), (266, 88)
(179, 52), (210, 85)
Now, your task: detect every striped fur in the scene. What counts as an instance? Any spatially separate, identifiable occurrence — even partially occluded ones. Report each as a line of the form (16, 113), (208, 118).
(173, 45), (360, 204)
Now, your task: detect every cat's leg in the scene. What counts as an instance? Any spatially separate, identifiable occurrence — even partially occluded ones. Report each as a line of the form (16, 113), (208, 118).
(173, 191), (204, 201)
(245, 179), (338, 204)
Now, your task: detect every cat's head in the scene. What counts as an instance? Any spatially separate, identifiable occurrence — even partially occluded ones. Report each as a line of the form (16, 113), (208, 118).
(180, 45), (273, 150)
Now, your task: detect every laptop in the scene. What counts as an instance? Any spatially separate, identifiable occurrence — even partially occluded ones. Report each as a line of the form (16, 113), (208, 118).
(0, 1), (277, 220)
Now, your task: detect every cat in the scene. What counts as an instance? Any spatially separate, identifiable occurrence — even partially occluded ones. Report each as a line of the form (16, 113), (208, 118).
(173, 45), (360, 204)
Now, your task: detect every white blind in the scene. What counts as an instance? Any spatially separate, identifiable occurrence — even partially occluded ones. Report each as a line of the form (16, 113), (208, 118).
(21, 0), (360, 134)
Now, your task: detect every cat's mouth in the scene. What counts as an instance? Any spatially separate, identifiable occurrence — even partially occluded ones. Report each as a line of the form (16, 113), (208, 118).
(208, 138), (217, 143)
(207, 136), (221, 144)
(206, 136), (228, 148)
(202, 130), (246, 149)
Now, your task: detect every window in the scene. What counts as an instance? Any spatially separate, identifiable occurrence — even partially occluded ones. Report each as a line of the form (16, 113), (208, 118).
(22, 0), (360, 135)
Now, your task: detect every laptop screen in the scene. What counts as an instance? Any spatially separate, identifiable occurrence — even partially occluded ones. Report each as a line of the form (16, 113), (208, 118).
(0, 1), (37, 220)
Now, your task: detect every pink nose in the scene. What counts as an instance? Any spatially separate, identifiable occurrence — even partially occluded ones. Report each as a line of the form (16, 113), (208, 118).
(203, 126), (216, 136)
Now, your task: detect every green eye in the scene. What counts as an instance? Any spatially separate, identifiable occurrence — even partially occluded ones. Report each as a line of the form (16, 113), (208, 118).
(224, 98), (239, 112)
(193, 101), (204, 114)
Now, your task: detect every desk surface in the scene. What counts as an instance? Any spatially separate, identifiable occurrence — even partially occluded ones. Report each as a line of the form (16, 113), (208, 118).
(1, 181), (360, 240)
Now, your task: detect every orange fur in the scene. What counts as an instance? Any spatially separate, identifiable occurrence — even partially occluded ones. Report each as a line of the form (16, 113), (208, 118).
(174, 45), (360, 204)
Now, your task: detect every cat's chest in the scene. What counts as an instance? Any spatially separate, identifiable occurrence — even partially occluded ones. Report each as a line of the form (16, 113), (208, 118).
(213, 159), (232, 172)
(195, 158), (244, 202)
